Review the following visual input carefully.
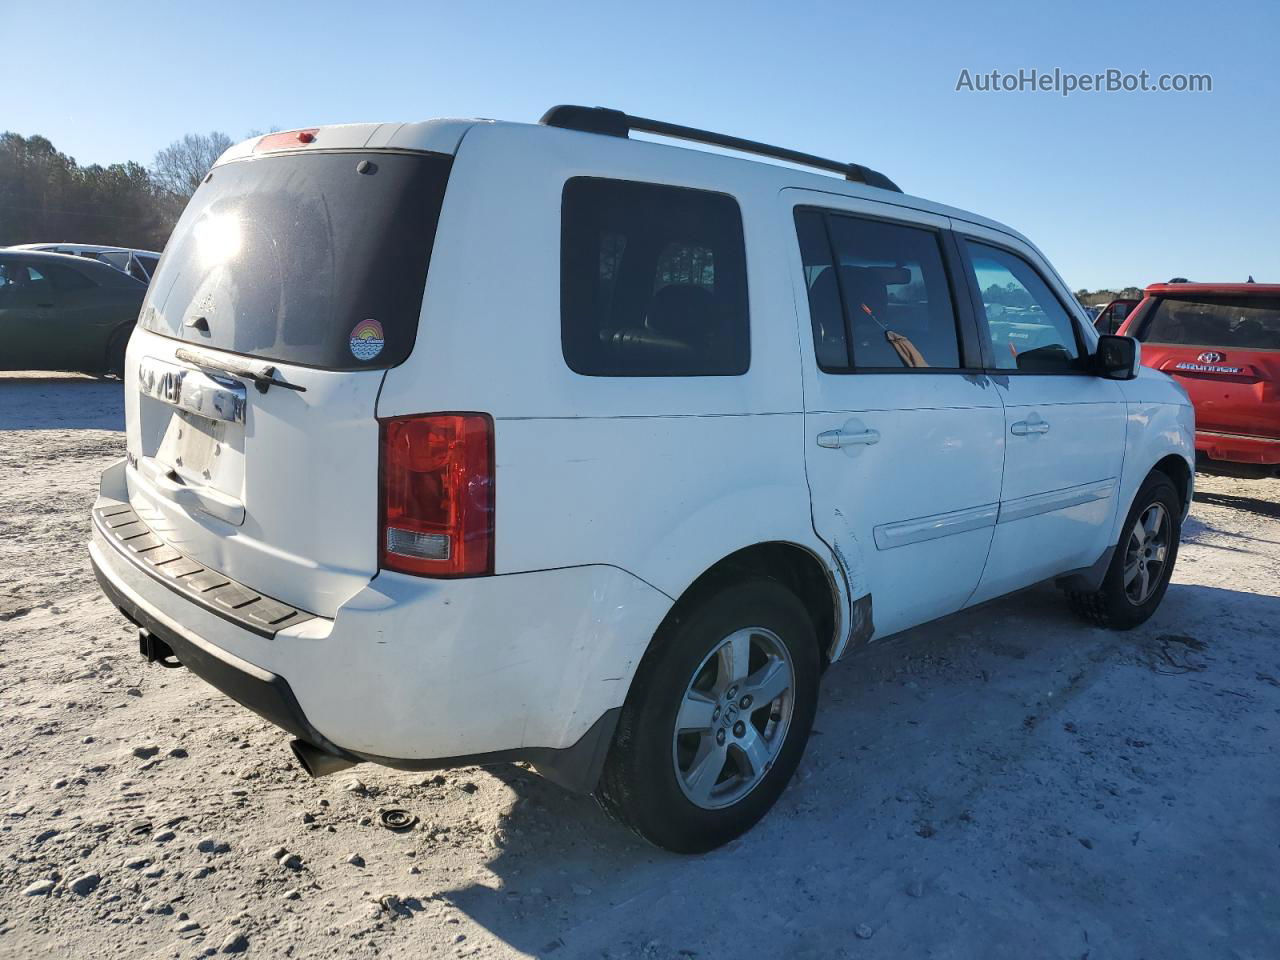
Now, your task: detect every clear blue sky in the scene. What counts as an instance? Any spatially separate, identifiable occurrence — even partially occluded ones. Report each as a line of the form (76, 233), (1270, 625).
(4, 0), (1276, 290)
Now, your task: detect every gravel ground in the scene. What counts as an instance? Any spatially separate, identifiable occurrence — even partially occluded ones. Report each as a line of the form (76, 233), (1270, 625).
(2, 373), (1278, 960)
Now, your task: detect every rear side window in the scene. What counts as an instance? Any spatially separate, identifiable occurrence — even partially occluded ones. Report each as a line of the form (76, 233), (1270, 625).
(796, 210), (961, 371)
(1140, 296), (1280, 350)
(140, 151), (452, 369)
(41, 262), (96, 291)
(963, 241), (1082, 373)
(561, 178), (749, 376)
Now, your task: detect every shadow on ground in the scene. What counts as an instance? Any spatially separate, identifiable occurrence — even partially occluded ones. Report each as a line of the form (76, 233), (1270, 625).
(434, 582), (1280, 958)
(1194, 489), (1280, 521)
(0, 374), (124, 431)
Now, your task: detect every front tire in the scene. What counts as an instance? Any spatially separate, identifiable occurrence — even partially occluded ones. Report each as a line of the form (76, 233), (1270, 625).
(1066, 471), (1181, 629)
(598, 579), (820, 853)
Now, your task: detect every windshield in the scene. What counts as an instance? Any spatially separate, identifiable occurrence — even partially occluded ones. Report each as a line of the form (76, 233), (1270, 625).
(1141, 295), (1280, 350)
(139, 150), (452, 369)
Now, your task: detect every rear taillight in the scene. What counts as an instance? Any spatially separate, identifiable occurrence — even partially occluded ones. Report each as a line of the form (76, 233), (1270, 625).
(379, 414), (494, 577)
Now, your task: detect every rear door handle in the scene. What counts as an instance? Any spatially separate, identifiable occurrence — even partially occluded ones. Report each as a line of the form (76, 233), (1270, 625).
(1011, 419), (1050, 436)
(817, 428), (881, 449)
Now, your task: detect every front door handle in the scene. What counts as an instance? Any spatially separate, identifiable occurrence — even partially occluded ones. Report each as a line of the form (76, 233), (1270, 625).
(1010, 419), (1050, 436)
(817, 428), (881, 449)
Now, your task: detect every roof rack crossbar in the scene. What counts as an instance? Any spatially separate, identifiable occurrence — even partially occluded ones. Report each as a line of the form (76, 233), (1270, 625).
(539, 105), (901, 193)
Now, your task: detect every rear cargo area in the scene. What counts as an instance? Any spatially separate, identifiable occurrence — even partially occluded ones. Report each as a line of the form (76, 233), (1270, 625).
(1138, 292), (1279, 441)
(119, 146), (454, 616)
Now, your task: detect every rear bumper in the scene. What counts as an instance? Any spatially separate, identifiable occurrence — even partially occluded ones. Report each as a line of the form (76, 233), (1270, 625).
(1195, 430), (1280, 475)
(91, 553), (351, 758)
(89, 460), (671, 790)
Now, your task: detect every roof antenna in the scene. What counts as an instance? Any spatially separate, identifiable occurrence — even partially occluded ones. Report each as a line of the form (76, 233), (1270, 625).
(1247, 275), (1256, 283)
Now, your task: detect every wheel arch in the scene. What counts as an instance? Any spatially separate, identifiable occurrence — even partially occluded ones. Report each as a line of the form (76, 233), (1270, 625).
(1152, 453), (1193, 520)
(102, 321), (136, 374)
(1110, 399), (1196, 546)
(648, 541), (844, 670)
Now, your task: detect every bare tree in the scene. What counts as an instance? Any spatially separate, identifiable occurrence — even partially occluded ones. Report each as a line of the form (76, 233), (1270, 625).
(151, 131), (233, 198)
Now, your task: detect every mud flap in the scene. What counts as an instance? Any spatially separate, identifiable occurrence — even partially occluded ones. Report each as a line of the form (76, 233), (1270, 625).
(1054, 545), (1116, 593)
(848, 593), (874, 648)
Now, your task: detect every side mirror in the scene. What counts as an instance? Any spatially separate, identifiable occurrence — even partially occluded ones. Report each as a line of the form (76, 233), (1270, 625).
(1094, 335), (1141, 380)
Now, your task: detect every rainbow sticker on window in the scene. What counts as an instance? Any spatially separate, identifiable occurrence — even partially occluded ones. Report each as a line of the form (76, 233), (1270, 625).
(349, 319), (385, 362)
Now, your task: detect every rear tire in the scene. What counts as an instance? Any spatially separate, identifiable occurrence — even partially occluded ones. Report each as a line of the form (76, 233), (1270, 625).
(597, 579), (820, 853)
(1066, 471), (1181, 630)
(104, 326), (133, 378)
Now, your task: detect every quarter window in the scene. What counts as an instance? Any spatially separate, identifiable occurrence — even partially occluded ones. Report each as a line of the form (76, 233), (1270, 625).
(561, 178), (749, 377)
(963, 241), (1081, 372)
(794, 209), (961, 370)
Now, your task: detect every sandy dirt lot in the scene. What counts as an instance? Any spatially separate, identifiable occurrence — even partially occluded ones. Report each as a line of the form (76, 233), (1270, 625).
(2, 373), (1278, 960)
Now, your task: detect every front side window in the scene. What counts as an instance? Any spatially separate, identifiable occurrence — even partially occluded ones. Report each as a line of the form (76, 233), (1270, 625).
(794, 209), (960, 370)
(1139, 296), (1280, 350)
(964, 241), (1081, 372)
(561, 178), (749, 377)
(0, 263), (47, 287)
(0, 263), (54, 308)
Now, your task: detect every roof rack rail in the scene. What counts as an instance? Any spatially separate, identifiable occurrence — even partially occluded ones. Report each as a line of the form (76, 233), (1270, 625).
(540, 105), (902, 193)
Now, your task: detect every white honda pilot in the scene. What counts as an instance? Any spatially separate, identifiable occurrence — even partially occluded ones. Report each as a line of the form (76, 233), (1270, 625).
(91, 107), (1194, 853)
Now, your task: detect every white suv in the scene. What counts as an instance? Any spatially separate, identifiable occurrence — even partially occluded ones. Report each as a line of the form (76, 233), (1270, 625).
(90, 108), (1194, 853)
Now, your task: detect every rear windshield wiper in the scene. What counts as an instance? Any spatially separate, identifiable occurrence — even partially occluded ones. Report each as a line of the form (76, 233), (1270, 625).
(175, 347), (307, 394)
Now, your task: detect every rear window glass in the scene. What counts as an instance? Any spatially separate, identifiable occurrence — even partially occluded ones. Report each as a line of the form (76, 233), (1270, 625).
(1140, 296), (1280, 350)
(561, 177), (749, 377)
(139, 151), (452, 369)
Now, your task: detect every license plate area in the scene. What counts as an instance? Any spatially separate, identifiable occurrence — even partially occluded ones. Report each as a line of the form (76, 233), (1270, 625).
(136, 357), (247, 515)
(153, 407), (244, 497)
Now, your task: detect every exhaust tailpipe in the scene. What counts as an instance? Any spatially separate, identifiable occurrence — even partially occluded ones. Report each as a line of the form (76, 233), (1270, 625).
(290, 739), (358, 778)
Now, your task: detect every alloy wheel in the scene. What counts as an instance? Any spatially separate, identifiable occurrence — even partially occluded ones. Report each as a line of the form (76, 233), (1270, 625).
(1123, 502), (1169, 605)
(671, 627), (795, 810)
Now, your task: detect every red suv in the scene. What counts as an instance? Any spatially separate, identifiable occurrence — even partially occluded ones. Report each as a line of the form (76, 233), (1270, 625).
(1119, 282), (1280, 477)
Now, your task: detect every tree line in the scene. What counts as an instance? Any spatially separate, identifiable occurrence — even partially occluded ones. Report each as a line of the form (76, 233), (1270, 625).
(1075, 287), (1146, 307)
(0, 130), (240, 252)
